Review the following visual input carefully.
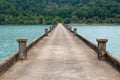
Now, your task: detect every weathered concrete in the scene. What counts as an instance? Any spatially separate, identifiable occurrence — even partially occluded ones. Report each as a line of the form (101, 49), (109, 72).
(45, 28), (48, 36)
(17, 38), (28, 60)
(96, 39), (108, 60)
(73, 28), (77, 35)
(70, 28), (120, 71)
(0, 25), (54, 77)
(0, 23), (120, 80)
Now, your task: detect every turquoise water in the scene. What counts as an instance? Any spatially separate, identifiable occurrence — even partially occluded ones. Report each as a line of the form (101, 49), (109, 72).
(0, 25), (50, 61)
(71, 25), (120, 58)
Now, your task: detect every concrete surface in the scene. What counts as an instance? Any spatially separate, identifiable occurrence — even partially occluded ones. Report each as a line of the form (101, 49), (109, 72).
(0, 23), (120, 80)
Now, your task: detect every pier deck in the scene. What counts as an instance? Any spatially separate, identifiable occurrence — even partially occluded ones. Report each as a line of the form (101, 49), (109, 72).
(0, 24), (120, 80)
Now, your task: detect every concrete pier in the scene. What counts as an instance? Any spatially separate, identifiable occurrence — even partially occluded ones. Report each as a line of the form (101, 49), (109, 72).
(0, 23), (119, 80)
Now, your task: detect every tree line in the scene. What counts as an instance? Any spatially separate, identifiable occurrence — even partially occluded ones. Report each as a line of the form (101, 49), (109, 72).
(0, 0), (120, 24)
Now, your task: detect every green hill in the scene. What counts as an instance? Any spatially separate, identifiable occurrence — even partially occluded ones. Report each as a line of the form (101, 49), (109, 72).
(0, 0), (120, 24)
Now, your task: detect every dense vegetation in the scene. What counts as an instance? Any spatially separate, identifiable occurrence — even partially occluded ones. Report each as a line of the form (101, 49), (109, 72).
(0, 0), (120, 24)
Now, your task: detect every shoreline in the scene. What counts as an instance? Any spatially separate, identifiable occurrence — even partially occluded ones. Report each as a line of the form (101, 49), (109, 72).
(0, 23), (120, 26)
(69, 23), (120, 26)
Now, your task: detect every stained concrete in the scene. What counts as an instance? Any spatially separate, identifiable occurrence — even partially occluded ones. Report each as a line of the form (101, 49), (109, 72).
(0, 23), (120, 80)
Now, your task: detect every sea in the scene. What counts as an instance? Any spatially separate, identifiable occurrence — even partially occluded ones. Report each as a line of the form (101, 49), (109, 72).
(71, 24), (120, 59)
(0, 25), (50, 61)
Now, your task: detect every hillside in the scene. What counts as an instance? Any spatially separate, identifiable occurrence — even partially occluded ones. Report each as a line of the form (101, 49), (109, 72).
(0, 0), (120, 24)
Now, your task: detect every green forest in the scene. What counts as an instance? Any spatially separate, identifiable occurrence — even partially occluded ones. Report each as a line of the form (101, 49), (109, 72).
(0, 0), (120, 24)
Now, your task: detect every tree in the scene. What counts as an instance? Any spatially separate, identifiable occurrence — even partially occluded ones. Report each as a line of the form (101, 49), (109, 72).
(0, 0), (120, 24)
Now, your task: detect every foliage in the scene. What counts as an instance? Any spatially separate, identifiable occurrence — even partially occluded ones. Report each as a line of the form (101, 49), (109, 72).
(0, 0), (120, 24)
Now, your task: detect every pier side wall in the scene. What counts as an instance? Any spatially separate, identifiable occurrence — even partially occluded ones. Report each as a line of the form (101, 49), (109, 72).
(64, 24), (120, 72)
(0, 25), (57, 76)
